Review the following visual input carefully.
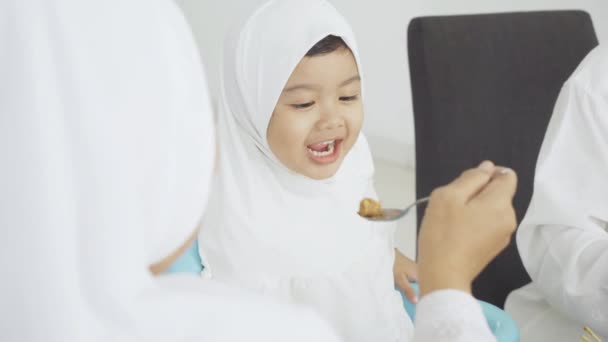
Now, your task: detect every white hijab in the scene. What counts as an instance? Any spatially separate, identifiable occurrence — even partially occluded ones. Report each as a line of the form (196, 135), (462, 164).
(518, 45), (608, 250)
(0, 1), (339, 341)
(200, 0), (377, 281)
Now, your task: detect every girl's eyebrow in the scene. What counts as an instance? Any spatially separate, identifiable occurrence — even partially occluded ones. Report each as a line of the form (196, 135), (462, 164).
(283, 83), (318, 93)
(283, 75), (360, 93)
(339, 75), (360, 87)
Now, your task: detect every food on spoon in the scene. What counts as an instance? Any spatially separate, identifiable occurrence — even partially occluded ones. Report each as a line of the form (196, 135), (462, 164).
(358, 198), (383, 218)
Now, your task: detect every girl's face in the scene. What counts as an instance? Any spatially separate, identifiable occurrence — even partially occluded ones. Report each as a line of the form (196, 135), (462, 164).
(267, 47), (363, 180)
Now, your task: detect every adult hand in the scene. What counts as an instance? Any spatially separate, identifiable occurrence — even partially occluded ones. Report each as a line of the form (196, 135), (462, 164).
(417, 161), (518, 297)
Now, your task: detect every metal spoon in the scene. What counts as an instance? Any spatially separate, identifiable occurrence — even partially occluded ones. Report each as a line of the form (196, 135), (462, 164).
(360, 197), (430, 222)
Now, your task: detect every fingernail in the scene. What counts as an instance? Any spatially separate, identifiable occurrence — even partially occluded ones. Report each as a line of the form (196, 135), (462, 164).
(478, 161), (494, 173)
(499, 168), (513, 175)
(412, 296), (418, 304)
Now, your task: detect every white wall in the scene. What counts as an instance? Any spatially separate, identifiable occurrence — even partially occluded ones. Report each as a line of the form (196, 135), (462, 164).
(177, 0), (607, 167)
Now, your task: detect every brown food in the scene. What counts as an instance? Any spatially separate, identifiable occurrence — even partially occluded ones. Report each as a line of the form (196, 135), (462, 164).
(358, 198), (383, 218)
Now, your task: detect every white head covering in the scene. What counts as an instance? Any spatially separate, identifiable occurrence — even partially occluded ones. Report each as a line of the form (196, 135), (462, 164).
(0, 1), (339, 341)
(199, 0), (376, 281)
(518, 45), (608, 260)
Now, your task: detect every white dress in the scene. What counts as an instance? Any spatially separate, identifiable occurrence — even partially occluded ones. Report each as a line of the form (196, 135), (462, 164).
(203, 216), (411, 342)
(505, 45), (608, 341)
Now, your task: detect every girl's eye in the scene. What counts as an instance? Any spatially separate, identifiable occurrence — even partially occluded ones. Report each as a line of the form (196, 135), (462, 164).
(340, 94), (359, 102)
(291, 101), (315, 109)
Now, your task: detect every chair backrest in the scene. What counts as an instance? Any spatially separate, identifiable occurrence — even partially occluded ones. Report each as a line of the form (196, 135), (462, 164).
(408, 10), (598, 307)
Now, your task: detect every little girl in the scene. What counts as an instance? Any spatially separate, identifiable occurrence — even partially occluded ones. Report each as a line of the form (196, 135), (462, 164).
(200, 1), (413, 340)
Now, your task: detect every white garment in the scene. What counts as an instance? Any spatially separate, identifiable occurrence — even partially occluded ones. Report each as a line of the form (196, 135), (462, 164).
(505, 45), (608, 341)
(199, 1), (411, 340)
(199, 1), (495, 341)
(0, 1), (341, 341)
(414, 290), (498, 341)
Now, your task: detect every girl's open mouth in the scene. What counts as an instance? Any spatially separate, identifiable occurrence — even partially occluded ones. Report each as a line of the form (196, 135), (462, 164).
(306, 139), (343, 164)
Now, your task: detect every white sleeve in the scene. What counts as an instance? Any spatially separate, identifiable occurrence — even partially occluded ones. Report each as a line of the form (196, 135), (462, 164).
(519, 223), (608, 335)
(516, 78), (608, 335)
(413, 290), (495, 342)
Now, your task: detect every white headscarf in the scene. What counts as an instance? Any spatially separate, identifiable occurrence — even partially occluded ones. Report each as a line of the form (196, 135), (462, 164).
(0, 1), (339, 341)
(199, 0), (377, 281)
